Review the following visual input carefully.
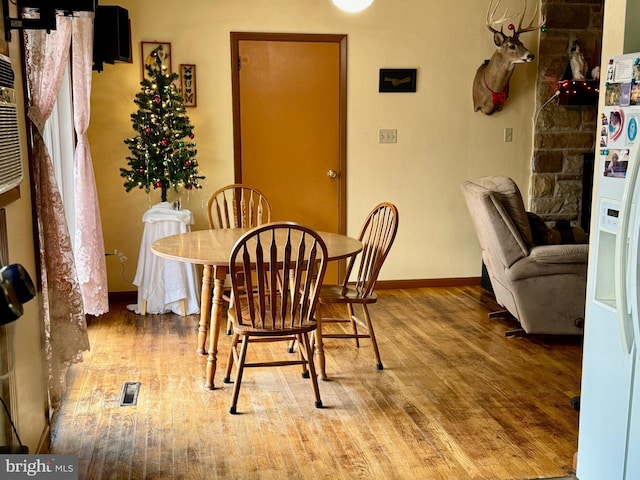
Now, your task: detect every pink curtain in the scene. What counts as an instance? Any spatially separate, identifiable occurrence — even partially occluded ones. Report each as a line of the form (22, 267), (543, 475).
(71, 18), (109, 316)
(24, 16), (90, 413)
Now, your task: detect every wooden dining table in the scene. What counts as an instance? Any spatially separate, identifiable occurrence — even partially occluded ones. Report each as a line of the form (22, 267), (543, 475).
(151, 227), (362, 389)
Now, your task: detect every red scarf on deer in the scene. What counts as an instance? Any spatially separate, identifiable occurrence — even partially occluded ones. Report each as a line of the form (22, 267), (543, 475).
(483, 70), (509, 107)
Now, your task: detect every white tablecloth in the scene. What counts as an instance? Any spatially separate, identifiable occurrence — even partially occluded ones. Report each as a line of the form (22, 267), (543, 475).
(133, 202), (201, 315)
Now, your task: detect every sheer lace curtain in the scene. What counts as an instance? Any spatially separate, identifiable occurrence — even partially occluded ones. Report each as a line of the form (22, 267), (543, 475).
(24, 13), (107, 413)
(71, 18), (109, 316)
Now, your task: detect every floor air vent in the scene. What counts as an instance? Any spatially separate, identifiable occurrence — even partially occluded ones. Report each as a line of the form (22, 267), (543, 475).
(120, 382), (141, 406)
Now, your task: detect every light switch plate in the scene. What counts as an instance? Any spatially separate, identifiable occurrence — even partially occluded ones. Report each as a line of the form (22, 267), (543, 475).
(379, 129), (397, 144)
(504, 128), (513, 142)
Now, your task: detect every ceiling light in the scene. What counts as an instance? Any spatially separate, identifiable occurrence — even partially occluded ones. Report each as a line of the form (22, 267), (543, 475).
(332, 0), (374, 13)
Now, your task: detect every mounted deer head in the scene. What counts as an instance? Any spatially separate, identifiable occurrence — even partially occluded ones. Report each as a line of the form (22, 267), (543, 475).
(472, 0), (545, 115)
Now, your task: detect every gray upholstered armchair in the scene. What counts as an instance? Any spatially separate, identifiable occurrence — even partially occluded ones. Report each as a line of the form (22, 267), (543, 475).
(461, 176), (588, 336)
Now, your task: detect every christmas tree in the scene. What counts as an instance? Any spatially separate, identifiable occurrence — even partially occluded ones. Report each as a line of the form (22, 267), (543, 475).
(121, 45), (204, 202)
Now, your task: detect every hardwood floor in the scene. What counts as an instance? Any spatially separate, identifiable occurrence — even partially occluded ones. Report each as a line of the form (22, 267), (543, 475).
(50, 286), (582, 479)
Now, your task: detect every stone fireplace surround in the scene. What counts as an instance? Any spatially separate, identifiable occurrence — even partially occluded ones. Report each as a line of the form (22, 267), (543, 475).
(532, 0), (604, 232)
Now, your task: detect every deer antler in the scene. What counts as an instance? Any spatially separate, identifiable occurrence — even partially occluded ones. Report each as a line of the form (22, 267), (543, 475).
(486, 0), (545, 36)
(516, 0), (546, 35)
(486, 0), (517, 34)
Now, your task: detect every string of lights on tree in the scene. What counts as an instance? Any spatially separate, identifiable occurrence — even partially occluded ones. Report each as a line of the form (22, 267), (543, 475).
(121, 45), (204, 202)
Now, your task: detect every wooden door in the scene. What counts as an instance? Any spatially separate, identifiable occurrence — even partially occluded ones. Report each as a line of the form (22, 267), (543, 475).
(231, 33), (347, 281)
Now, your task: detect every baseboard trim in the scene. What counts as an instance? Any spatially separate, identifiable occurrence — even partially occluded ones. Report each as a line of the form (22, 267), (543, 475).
(109, 291), (137, 304)
(375, 277), (481, 290)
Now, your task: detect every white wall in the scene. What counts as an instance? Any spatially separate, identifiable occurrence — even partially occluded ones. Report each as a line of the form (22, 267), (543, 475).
(90, 0), (540, 291)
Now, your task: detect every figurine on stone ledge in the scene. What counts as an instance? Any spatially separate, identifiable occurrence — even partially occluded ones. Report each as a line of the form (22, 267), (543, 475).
(566, 39), (589, 81)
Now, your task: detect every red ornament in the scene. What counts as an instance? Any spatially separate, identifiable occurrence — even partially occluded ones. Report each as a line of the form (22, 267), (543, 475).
(155, 181), (162, 188)
(161, 138), (168, 146)
(144, 127), (151, 134)
(189, 133), (195, 139)
(507, 23), (514, 31)
(154, 95), (161, 104)
(187, 184), (193, 190)
(185, 160), (191, 166)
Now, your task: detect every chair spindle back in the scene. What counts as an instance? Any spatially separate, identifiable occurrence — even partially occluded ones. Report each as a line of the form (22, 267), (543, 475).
(229, 223), (328, 331)
(207, 184), (272, 229)
(344, 202), (399, 296)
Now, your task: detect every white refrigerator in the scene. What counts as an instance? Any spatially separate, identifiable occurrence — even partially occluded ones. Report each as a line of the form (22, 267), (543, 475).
(577, 52), (640, 479)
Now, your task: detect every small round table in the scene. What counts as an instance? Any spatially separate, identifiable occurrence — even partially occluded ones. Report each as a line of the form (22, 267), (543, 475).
(151, 228), (362, 389)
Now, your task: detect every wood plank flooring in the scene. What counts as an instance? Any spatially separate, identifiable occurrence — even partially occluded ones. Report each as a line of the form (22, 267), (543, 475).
(50, 286), (582, 479)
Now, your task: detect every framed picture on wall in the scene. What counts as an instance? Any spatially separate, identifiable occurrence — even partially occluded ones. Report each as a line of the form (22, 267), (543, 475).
(379, 68), (417, 93)
(180, 64), (197, 107)
(141, 41), (172, 79)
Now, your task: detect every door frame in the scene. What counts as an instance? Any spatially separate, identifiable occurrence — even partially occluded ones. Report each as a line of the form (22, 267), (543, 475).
(230, 32), (348, 236)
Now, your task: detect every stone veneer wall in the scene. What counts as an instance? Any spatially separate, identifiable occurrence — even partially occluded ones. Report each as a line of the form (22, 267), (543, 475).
(532, 0), (604, 226)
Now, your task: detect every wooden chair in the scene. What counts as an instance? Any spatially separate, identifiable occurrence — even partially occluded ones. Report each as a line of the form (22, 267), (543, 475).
(222, 222), (328, 414)
(207, 184), (273, 334)
(315, 202), (399, 378)
(206, 183), (272, 230)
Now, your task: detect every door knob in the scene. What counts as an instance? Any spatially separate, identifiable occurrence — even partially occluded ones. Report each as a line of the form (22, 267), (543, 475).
(327, 170), (338, 179)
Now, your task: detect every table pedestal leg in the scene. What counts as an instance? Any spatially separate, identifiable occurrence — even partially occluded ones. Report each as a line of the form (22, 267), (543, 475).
(197, 265), (212, 355)
(314, 317), (328, 380)
(205, 266), (227, 389)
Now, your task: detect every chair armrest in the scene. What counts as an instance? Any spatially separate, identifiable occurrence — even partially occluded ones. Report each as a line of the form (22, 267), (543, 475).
(508, 244), (589, 281)
(529, 244), (589, 264)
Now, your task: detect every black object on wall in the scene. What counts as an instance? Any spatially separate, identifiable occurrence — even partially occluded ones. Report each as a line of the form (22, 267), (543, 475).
(18, 0), (97, 11)
(93, 5), (131, 72)
(3, 0), (97, 40)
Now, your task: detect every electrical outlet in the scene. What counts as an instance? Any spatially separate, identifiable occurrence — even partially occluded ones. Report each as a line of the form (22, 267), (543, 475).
(504, 128), (513, 143)
(378, 129), (397, 144)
